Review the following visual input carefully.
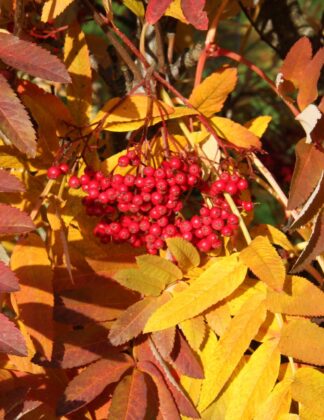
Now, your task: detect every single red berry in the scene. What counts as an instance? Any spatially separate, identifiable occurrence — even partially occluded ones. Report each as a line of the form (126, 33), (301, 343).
(156, 179), (168, 192)
(110, 222), (121, 234)
(151, 192), (163, 205)
(189, 163), (201, 176)
(135, 177), (145, 189)
(191, 215), (202, 229)
(119, 228), (130, 240)
(118, 155), (130, 167)
(237, 178), (248, 191)
(129, 222), (140, 234)
(180, 220), (192, 233)
(225, 181), (238, 195)
(88, 180), (99, 190)
(100, 178), (111, 190)
(169, 157), (182, 169)
(124, 174), (135, 186)
(227, 214), (239, 225)
(197, 238), (211, 252)
(221, 225), (233, 237)
(68, 176), (81, 189)
(220, 172), (230, 182)
(150, 224), (162, 237)
(47, 166), (61, 179)
(59, 163), (69, 174)
(169, 185), (181, 197)
(126, 150), (137, 160)
(155, 238), (164, 249)
(112, 174), (124, 184)
(175, 172), (187, 185)
(211, 218), (224, 231)
(187, 175), (198, 186)
(98, 192), (109, 204)
(182, 231), (193, 241)
(194, 228), (205, 239)
(243, 201), (254, 211)
(144, 166), (155, 176)
(139, 219), (150, 232)
(95, 171), (105, 181)
(155, 168), (166, 179)
(202, 216), (212, 226)
(88, 188), (99, 199)
(157, 216), (169, 227)
(230, 173), (240, 183)
(210, 207), (221, 218)
(164, 224), (178, 237)
(200, 206), (210, 217)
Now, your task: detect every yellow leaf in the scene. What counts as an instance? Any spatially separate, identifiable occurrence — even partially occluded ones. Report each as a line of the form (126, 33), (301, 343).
(64, 22), (92, 126)
(291, 367), (324, 418)
(136, 254), (182, 286)
(227, 279), (266, 316)
(180, 375), (202, 408)
(279, 319), (324, 366)
(166, 237), (200, 272)
(254, 380), (292, 420)
(144, 255), (247, 332)
(245, 115), (272, 137)
(180, 315), (206, 352)
(205, 301), (232, 337)
(266, 275), (324, 316)
(41, 0), (75, 22)
(165, 0), (188, 23)
(239, 236), (286, 291)
(114, 268), (165, 297)
(251, 224), (294, 251)
(93, 95), (174, 132)
(225, 339), (281, 420)
(189, 68), (237, 117)
(123, 0), (144, 17)
(11, 234), (54, 360)
(198, 292), (267, 411)
(211, 116), (262, 149)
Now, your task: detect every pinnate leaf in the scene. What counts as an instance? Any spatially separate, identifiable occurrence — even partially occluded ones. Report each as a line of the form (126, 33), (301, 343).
(114, 268), (166, 296)
(109, 369), (148, 420)
(291, 207), (324, 273)
(144, 254), (247, 332)
(166, 237), (200, 272)
(245, 115), (272, 137)
(0, 204), (35, 235)
(225, 339), (281, 420)
(279, 37), (313, 88)
(279, 319), (324, 365)
(145, 0), (173, 24)
(0, 169), (24, 192)
(181, 0), (208, 30)
(0, 313), (27, 356)
(290, 367), (324, 418)
(151, 327), (176, 358)
(266, 275), (324, 316)
(137, 360), (181, 420)
(189, 68), (237, 117)
(0, 32), (70, 83)
(288, 138), (324, 210)
(179, 315), (206, 352)
(211, 116), (261, 149)
(109, 294), (170, 346)
(0, 74), (36, 157)
(0, 261), (19, 292)
(198, 292), (267, 411)
(57, 355), (134, 416)
(254, 379), (292, 420)
(239, 235), (286, 291)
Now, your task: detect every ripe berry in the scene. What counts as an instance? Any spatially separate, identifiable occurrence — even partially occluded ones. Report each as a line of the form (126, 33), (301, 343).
(144, 166), (155, 176)
(47, 166), (61, 179)
(189, 164), (201, 176)
(221, 225), (233, 237)
(68, 176), (81, 189)
(59, 163), (69, 174)
(227, 214), (239, 225)
(118, 155), (130, 167)
(237, 178), (248, 191)
(225, 181), (238, 195)
(200, 207), (210, 217)
(182, 231), (193, 241)
(211, 218), (224, 231)
(88, 188), (99, 199)
(197, 238), (211, 252)
(191, 215), (202, 229)
(243, 201), (254, 211)
(210, 207), (221, 218)
(169, 157), (182, 169)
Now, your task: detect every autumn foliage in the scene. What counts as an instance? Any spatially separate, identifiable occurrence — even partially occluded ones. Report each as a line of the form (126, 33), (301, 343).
(0, 0), (324, 419)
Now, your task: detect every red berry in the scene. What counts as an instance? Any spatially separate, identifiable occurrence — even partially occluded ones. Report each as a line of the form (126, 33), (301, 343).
(175, 172), (187, 185)
(189, 164), (201, 176)
(191, 215), (202, 229)
(220, 172), (230, 182)
(129, 222), (140, 234)
(227, 214), (239, 225)
(59, 163), (69, 174)
(182, 231), (193, 241)
(151, 192), (163, 205)
(157, 216), (168, 227)
(68, 176), (81, 189)
(169, 157), (182, 169)
(200, 207), (210, 217)
(144, 166), (155, 176)
(150, 224), (162, 237)
(164, 224), (177, 237)
(139, 219), (150, 232)
(225, 181), (238, 195)
(47, 166), (61, 179)
(197, 238), (211, 252)
(155, 168), (166, 178)
(180, 220), (192, 233)
(221, 225), (233, 237)
(210, 207), (221, 218)
(211, 218), (224, 231)
(155, 239), (164, 249)
(118, 155), (130, 167)
(98, 192), (109, 204)
(124, 174), (135, 186)
(243, 201), (254, 211)
(88, 188), (99, 199)
(237, 178), (248, 191)
(119, 228), (130, 240)
(127, 150), (137, 160)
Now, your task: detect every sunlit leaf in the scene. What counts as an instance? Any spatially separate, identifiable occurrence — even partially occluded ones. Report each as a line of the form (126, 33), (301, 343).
(136, 255), (182, 286)
(198, 292), (266, 411)
(205, 301), (231, 337)
(145, 0), (173, 24)
(0, 32), (71, 83)
(279, 319), (324, 365)
(245, 115), (272, 137)
(144, 255), (247, 332)
(123, 0), (145, 17)
(114, 268), (166, 296)
(179, 315), (206, 352)
(254, 379), (291, 420)
(239, 236), (286, 291)
(181, 0), (208, 30)
(151, 327), (176, 358)
(0, 261), (19, 292)
(166, 237), (200, 272)
(251, 224), (294, 251)
(189, 68), (237, 117)
(41, 0), (75, 21)
(0, 169), (24, 192)
(0, 204), (35, 235)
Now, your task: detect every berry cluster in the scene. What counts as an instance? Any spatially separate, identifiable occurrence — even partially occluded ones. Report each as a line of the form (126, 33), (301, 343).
(60, 154), (253, 254)
(47, 163), (69, 179)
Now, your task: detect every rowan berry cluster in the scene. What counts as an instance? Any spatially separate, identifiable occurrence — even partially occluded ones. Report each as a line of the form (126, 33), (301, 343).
(48, 153), (253, 254)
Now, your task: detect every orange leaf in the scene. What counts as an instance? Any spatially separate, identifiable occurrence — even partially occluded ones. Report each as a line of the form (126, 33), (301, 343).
(151, 327), (176, 359)
(0, 261), (19, 293)
(109, 369), (148, 420)
(57, 355), (134, 416)
(0, 313), (27, 356)
(0, 169), (24, 193)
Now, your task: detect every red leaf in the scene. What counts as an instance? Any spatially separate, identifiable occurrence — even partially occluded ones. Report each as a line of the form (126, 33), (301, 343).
(138, 361), (181, 420)
(152, 327), (176, 359)
(55, 280), (139, 324)
(0, 203), (35, 235)
(297, 47), (324, 110)
(57, 355), (134, 416)
(0, 261), (19, 292)
(0, 33), (71, 83)
(109, 369), (148, 420)
(288, 139), (324, 210)
(51, 323), (115, 369)
(0, 75), (36, 157)
(145, 0), (173, 24)
(0, 169), (25, 193)
(170, 330), (204, 379)
(279, 37), (313, 88)
(181, 0), (208, 30)
(0, 313), (27, 356)
(291, 208), (324, 273)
